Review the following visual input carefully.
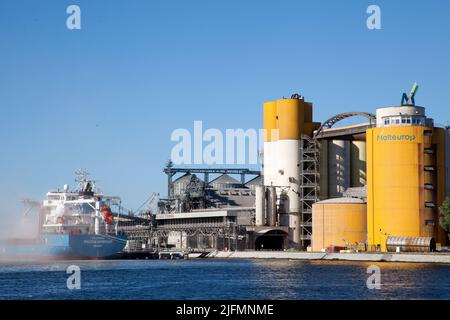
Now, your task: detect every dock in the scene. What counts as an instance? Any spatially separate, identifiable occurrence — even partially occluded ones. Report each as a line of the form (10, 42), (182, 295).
(199, 250), (450, 264)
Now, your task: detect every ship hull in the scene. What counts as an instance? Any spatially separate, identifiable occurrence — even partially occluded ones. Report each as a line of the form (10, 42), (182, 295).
(0, 234), (128, 260)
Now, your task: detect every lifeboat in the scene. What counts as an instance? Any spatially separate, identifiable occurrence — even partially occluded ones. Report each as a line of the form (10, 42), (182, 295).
(101, 204), (114, 224)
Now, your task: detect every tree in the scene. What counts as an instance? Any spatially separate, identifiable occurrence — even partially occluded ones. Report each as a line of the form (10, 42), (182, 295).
(439, 197), (450, 234)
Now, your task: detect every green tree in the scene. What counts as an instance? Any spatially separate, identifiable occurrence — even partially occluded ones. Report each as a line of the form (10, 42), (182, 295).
(439, 197), (450, 234)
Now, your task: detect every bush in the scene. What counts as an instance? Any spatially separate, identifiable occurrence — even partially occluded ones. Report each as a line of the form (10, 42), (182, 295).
(439, 197), (450, 233)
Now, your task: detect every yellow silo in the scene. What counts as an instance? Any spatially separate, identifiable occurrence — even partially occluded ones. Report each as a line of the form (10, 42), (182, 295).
(276, 98), (304, 140)
(263, 101), (278, 187)
(312, 198), (367, 252)
(263, 101), (278, 142)
(367, 105), (448, 251)
(432, 127), (448, 244)
(304, 102), (313, 123)
(262, 95), (319, 248)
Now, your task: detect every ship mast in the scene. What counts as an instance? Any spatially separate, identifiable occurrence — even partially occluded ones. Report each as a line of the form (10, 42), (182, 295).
(75, 169), (100, 234)
(75, 168), (95, 193)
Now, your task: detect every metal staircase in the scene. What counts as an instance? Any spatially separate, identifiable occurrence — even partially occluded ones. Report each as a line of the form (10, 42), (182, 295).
(299, 135), (320, 249)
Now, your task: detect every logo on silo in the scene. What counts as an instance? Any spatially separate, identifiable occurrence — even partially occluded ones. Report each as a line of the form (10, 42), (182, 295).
(377, 134), (416, 141)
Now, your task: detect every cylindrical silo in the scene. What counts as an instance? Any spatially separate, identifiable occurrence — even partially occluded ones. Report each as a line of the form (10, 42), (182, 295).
(263, 101), (278, 187)
(276, 98), (305, 244)
(289, 214), (300, 245)
(266, 186), (277, 227)
(319, 140), (329, 200)
(367, 125), (426, 251)
(312, 198), (367, 252)
(366, 106), (447, 251)
(276, 98), (304, 213)
(276, 139), (301, 211)
(304, 102), (313, 123)
(351, 141), (367, 187)
(446, 129), (450, 197)
(255, 186), (266, 226)
(328, 140), (351, 198)
(277, 98), (304, 140)
(262, 95), (317, 248)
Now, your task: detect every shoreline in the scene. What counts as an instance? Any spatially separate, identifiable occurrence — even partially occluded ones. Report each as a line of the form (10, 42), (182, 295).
(201, 251), (450, 264)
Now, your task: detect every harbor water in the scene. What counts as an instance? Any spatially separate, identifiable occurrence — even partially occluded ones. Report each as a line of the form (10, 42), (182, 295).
(1, 259), (450, 300)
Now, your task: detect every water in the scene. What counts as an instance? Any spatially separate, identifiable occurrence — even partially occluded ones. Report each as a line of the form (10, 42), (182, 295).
(0, 259), (449, 300)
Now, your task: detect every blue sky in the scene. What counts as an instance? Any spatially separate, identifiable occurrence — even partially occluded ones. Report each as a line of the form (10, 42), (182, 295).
(0, 0), (449, 225)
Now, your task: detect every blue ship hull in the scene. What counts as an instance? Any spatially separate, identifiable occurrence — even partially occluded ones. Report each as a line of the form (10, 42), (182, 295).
(0, 234), (128, 260)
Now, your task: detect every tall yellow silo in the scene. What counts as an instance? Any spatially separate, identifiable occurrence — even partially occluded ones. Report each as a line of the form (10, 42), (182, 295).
(263, 101), (278, 187)
(262, 95), (319, 247)
(367, 106), (448, 251)
(275, 98), (304, 244)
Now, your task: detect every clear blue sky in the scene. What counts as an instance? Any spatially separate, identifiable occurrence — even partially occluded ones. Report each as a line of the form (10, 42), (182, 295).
(0, 0), (449, 224)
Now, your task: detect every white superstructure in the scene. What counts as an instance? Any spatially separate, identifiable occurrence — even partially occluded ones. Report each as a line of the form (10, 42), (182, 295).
(40, 170), (121, 236)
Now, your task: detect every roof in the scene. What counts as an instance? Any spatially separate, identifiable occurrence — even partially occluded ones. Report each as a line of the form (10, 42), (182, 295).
(210, 174), (240, 185)
(173, 173), (203, 184)
(245, 175), (262, 186)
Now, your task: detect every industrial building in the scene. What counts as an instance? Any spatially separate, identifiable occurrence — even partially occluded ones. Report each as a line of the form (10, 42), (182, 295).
(154, 165), (262, 251)
(256, 89), (449, 253)
(153, 87), (449, 253)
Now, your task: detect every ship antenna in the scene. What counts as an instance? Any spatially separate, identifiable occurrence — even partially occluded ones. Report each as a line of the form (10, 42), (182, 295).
(75, 168), (91, 192)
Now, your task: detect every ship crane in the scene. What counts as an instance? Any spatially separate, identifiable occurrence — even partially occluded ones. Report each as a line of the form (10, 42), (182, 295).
(20, 198), (41, 216)
(126, 192), (160, 218)
(139, 192), (159, 218)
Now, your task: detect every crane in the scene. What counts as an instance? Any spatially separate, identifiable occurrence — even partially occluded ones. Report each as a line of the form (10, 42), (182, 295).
(135, 192), (159, 218)
(20, 198), (41, 216)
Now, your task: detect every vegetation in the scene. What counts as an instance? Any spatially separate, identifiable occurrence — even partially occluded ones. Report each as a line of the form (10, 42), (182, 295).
(439, 197), (450, 233)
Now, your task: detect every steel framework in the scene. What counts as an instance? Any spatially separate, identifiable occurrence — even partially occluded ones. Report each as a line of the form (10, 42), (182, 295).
(313, 112), (376, 138)
(299, 134), (320, 249)
(164, 161), (261, 198)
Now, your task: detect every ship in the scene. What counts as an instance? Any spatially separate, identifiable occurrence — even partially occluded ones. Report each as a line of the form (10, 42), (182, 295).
(0, 170), (128, 260)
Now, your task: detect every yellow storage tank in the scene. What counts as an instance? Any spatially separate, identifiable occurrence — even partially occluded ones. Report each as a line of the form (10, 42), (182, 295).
(432, 127), (448, 245)
(304, 102), (313, 123)
(263, 101), (278, 142)
(312, 198), (367, 252)
(367, 126), (432, 251)
(276, 98), (305, 140)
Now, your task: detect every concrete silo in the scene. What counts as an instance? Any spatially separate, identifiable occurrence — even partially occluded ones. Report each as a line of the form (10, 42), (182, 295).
(328, 140), (351, 198)
(262, 95), (320, 247)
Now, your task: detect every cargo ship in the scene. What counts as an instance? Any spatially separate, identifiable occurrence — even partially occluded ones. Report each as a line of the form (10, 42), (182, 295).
(0, 170), (128, 260)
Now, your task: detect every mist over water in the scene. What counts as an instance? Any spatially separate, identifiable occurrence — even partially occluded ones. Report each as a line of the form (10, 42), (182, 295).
(0, 200), (39, 239)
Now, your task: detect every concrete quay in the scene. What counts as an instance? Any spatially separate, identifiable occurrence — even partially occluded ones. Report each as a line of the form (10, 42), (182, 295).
(203, 251), (450, 264)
